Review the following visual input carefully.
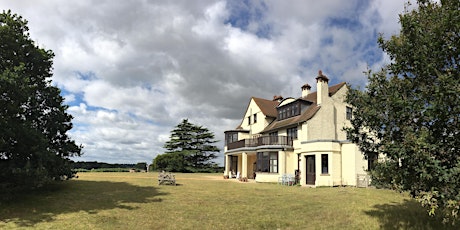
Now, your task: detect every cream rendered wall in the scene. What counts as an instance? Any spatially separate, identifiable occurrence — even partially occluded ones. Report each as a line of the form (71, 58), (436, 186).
(237, 154), (242, 175)
(312, 151), (342, 187)
(341, 143), (367, 186)
(239, 132), (250, 140)
(299, 155), (306, 185)
(299, 141), (342, 187)
(316, 153), (333, 186)
(255, 173), (280, 182)
(278, 151), (286, 175)
(307, 103), (336, 140)
(300, 141), (341, 154)
(355, 146), (368, 175)
(306, 84), (350, 142)
(247, 154), (256, 179)
(296, 124), (305, 144)
(224, 154), (231, 176)
(341, 143), (356, 186)
(285, 151), (298, 175)
(330, 86), (351, 140)
(240, 98), (267, 135)
(277, 150), (298, 175)
(332, 152), (342, 185)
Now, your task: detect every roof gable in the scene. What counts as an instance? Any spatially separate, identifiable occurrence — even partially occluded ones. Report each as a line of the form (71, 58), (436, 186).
(302, 82), (346, 103)
(262, 103), (320, 132)
(235, 82), (347, 132)
(234, 97), (279, 129)
(262, 82), (346, 133)
(252, 97), (279, 118)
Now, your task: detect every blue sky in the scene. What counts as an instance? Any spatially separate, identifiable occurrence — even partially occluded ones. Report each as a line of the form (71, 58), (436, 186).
(1, 0), (408, 165)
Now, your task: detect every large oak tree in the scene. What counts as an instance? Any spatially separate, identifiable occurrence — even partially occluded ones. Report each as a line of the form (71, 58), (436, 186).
(0, 11), (82, 196)
(345, 0), (459, 224)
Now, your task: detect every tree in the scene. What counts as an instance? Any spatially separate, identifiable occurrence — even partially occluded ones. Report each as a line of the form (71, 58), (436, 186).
(152, 119), (220, 172)
(0, 11), (82, 196)
(134, 162), (147, 171)
(345, 0), (459, 224)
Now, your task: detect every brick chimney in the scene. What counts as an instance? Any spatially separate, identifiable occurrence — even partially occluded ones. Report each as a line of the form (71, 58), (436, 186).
(316, 70), (329, 105)
(301, 83), (311, 97)
(273, 95), (283, 102)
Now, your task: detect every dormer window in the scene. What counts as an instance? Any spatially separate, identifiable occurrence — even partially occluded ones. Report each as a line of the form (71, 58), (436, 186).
(277, 102), (301, 120)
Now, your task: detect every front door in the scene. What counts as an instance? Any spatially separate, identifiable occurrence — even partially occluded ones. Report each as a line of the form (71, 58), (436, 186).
(306, 155), (316, 185)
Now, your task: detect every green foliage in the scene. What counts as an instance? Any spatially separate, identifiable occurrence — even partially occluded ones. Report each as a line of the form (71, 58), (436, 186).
(0, 10), (82, 197)
(345, 0), (459, 224)
(152, 119), (220, 172)
(71, 161), (136, 170)
(134, 162), (147, 171)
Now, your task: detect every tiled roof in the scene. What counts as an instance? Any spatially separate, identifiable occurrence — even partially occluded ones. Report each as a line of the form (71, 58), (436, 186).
(262, 82), (347, 133)
(262, 103), (320, 132)
(302, 82), (346, 103)
(233, 97), (279, 129)
(252, 97), (279, 118)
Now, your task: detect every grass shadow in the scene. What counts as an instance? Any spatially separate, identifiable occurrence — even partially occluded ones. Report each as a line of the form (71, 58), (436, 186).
(364, 198), (456, 230)
(0, 179), (166, 227)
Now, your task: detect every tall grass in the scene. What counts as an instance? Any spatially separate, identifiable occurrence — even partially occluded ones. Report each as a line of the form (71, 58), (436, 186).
(0, 172), (452, 229)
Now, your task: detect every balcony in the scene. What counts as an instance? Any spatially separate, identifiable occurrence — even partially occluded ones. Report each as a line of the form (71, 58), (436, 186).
(226, 135), (293, 151)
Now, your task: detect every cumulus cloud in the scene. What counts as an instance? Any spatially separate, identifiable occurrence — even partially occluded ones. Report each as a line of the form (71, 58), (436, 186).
(0, 0), (408, 164)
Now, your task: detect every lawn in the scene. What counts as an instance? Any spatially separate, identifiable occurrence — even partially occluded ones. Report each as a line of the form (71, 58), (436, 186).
(0, 172), (452, 230)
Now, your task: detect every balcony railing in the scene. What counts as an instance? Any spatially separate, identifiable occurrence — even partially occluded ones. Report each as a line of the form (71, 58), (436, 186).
(226, 135), (293, 151)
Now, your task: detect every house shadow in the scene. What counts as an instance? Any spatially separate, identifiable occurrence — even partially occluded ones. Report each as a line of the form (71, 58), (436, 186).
(0, 179), (167, 227)
(364, 198), (456, 230)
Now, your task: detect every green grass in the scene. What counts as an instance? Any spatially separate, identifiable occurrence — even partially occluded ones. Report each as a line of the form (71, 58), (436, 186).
(0, 172), (453, 229)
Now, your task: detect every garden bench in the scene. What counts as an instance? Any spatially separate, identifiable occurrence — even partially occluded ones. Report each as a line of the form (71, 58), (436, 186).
(158, 172), (176, 185)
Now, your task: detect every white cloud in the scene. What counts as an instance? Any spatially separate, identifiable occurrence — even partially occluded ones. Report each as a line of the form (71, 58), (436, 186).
(0, 0), (408, 164)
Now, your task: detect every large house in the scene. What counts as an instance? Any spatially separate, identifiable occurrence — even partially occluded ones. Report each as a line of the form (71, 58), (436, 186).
(223, 71), (370, 187)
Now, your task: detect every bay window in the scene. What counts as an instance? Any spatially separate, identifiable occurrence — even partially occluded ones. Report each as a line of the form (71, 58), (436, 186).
(256, 152), (278, 173)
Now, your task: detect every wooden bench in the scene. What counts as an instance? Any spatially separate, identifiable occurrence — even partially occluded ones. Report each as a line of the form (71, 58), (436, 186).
(158, 172), (176, 186)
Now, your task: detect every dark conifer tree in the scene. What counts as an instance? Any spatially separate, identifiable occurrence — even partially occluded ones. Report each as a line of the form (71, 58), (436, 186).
(153, 119), (219, 172)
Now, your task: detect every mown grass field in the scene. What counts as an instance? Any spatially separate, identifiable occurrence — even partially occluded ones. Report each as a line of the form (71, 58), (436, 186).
(0, 172), (453, 230)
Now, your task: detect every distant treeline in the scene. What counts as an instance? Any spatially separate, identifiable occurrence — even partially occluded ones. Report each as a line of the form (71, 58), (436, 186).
(71, 161), (147, 171)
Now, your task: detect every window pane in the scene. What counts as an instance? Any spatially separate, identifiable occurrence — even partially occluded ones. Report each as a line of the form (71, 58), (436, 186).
(321, 154), (328, 174)
(287, 127), (297, 140)
(257, 152), (278, 173)
(270, 152), (278, 173)
(346, 106), (352, 120)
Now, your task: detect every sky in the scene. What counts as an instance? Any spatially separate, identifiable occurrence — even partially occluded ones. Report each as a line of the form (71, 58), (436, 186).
(1, 0), (409, 165)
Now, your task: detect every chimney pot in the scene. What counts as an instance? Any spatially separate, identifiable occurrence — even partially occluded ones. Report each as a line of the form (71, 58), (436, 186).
(273, 95), (283, 102)
(316, 69), (329, 104)
(301, 83), (311, 97)
(316, 69), (329, 83)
